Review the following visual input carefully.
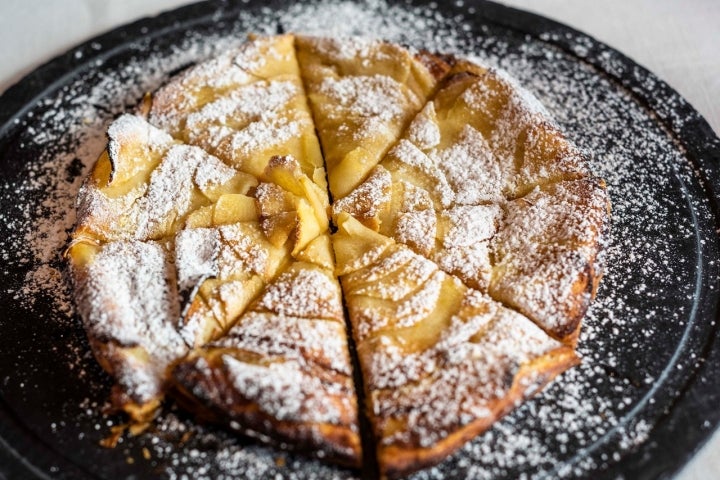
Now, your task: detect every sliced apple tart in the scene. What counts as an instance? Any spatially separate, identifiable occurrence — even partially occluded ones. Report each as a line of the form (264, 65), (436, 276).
(67, 34), (609, 477)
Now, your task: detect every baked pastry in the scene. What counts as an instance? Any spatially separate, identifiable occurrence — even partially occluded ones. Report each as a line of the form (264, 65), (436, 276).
(171, 252), (361, 466)
(295, 36), (452, 199)
(67, 34), (609, 476)
(334, 63), (609, 343)
(67, 35), (347, 431)
(333, 213), (578, 478)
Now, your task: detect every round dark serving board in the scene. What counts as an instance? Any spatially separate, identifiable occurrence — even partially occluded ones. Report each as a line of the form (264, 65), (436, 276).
(0, 1), (719, 479)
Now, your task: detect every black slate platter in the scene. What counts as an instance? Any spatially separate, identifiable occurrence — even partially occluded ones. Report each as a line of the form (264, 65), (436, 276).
(0, 1), (719, 479)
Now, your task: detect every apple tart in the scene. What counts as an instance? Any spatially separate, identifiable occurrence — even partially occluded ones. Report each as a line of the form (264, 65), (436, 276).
(67, 34), (609, 477)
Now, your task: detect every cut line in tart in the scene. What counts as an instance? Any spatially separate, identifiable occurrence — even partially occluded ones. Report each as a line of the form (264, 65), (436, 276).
(67, 33), (610, 477)
(171, 252), (361, 466)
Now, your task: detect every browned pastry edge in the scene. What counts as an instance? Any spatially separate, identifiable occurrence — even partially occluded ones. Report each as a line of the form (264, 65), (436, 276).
(544, 252), (599, 344)
(498, 240), (601, 346)
(414, 50), (455, 82)
(377, 346), (580, 479)
(91, 339), (164, 424)
(169, 353), (363, 468)
(511, 177), (611, 346)
(65, 249), (163, 424)
(108, 385), (162, 425)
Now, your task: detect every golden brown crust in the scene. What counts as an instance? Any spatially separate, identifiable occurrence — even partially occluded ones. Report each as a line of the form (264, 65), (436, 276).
(414, 50), (455, 82)
(171, 351), (362, 467)
(66, 238), (187, 422)
(378, 347), (579, 479)
(489, 177), (611, 344)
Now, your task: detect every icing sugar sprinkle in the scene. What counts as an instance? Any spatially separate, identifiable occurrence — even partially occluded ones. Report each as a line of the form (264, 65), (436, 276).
(0, 0), (716, 479)
(223, 355), (343, 424)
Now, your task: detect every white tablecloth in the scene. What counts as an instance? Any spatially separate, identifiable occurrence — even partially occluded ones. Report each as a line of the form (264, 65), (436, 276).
(1, 1), (718, 478)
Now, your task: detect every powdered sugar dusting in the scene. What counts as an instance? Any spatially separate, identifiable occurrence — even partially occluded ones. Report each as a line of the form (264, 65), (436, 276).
(490, 179), (609, 334)
(311, 36), (388, 64)
(175, 227), (219, 293)
(148, 35), (293, 134)
(73, 240), (186, 403)
(319, 75), (410, 135)
(406, 102), (441, 150)
(78, 132), (244, 242)
(215, 311), (351, 374)
(395, 181), (437, 255)
(256, 265), (343, 320)
(184, 80), (299, 139)
(223, 355), (344, 424)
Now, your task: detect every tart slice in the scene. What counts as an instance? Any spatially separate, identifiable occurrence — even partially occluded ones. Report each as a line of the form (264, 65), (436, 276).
(488, 178), (609, 343)
(171, 239), (361, 466)
(295, 35), (452, 199)
(332, 213), (578, 478)
(148, 34), (326, 187)
(333, 63), (609, 342)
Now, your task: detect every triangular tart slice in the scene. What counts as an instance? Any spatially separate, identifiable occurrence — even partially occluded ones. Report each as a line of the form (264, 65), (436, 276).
(295, 35), (452, 199)
(171, 237), (361, 466)
(332, 214), (578, 478)
(488, 178), (610, 343)
(147, 34), (326, 187)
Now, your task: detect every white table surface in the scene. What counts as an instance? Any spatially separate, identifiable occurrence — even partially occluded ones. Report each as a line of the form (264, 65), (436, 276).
(0, 0), (718, 478)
